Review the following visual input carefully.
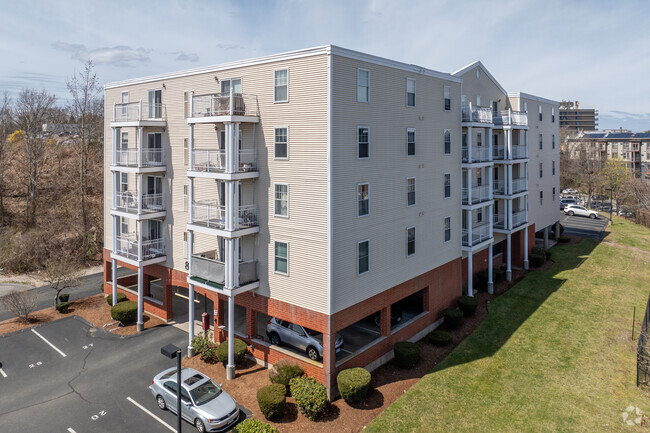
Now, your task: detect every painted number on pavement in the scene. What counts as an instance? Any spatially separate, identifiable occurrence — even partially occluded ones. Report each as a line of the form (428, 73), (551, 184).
(91, 410), (107, 420)
(83, 343), (94, 350)
(28, 361), (43, 368)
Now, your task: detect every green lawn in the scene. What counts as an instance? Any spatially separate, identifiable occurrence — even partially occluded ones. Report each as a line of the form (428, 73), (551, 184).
(366, 221), (650, 432)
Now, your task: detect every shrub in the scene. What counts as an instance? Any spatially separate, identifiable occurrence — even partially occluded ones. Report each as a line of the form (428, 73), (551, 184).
(289, 376), (328, 421)
(457, 295), (478, 317)
(110, 300), (138, 324)
(58, 293), (70, 303)
(337, 368), (371, 403)
(1, 290), (37, 322)
(529, 254), (545, 267)
(476, 270), (489, 288)
(269, 360), (304, 395)
(428, 330), (452, 346)
(544, 249), (552, 261)
(106, 292), (127, 305)
(558, 236), (571, 243)
(200, 345), (219, 363)
(216, 338), (248, 364)
(393, 341), (420, 369)
(552, 223), (565, 235)
(56, 302), (70, 313)
(442, 308), (463, 330)
(192, 331), (213, 354)
(531, 245), (545, 256)
(257, 384), (286, 419)
(232, 418), (279, 433)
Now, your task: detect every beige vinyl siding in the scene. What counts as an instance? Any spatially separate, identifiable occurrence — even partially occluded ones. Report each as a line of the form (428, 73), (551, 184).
(459, 66), (507, 111)
(330, 54), (462, 314)
(104, 53), (331, 314)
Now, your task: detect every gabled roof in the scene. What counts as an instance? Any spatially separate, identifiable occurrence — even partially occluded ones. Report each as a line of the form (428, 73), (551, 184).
(452, 60), (507, 95)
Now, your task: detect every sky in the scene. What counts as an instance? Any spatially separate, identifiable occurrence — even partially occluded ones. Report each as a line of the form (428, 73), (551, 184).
(1, 0), (649, 131)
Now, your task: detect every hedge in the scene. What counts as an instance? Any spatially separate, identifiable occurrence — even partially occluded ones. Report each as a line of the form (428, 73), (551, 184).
(110, 300), (138, 324)
(442, 308), (463, 330)
(269, 360), (304, 395)
(393, 341), (420, 369)
(58, 293), (70, 303)
(289, 376), (328, 421)
(56, 302), (70, 314)
(457, 296), (478, 317)
(257, 384), (286, 419)
(232, 418), (279, 433)
(558, 236), (571, 243)
(337, 368), (371, 403)
(216, 338), (248, 364)
(106, 292), (127, 305)
(529, 253), (545, 267)
(544, 249), (552, 260)
(427, 330), (451, 346)
(476, 270), (489, 288)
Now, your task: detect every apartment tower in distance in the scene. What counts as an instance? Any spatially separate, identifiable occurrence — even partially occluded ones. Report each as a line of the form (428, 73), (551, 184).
(559, 100), (598, 132)
(103, 46), (560, 393)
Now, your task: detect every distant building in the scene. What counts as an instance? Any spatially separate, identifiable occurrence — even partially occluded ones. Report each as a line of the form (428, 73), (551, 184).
(559, 101), (598, 132)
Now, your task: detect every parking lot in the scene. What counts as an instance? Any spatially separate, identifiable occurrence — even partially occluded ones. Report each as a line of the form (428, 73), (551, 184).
(560, 210), (609, 240)
(0, 317), (247, 432)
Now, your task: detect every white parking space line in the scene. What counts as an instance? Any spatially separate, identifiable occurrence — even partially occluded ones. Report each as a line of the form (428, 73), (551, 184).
(31, 329), (67, 357)
(126, 396), (176, 433)
(67, 428), (77, 433)
(0, 368), (7, 378)
(351, 325), (381, 335)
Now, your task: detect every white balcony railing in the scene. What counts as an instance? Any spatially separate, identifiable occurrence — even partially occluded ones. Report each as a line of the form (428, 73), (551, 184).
(190, 93), (259, 117)
(113, 101), (166, 122)
(462, 105), (493, 123)
(512, 178), (528, 193)
(115, 148), (165, 167)
(191, 253), (258, 287)
(239, 204), (257, 228)
(191, 202), (258, 229)
(511, 145), (527, 159)
(462, 184), (491, 205)
(115, 236), (165, 261)
(493, 213), (505, 229)
(493, 180), (505, 195)
(461, 146), (492, 163)
(493, 109), (528, 126)
(513, 210), (527, 228)
(142, 238), (165, 260)
(192, 149), (257, 173)
(462, 223), (492, 247)
(142, 193), (164, 211)
(493, 145), (505, 160)
(115, 192), (139, 213)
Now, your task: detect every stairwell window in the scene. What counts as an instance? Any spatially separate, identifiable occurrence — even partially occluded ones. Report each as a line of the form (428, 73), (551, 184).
(552, 161), (556, 175)
(183, 232), (188, 259)
(444, 129), (451, 154)
(358, 183), (369, 217)
(274, 127), (288, 159)
(274, 241), (288, 275)
(444, 85), (451, 111)
(274, 69), (289, 103)
(444, 217), (451, 242)
(540, 191), (543, 206)
(358, 240), (369, 275)
(539, 163), (543, 178)
(552, 134), (556, 149)
(357, 69), (369, 103)
(407, 178), (416, 206)
(407, 128), (416, 156)
(358, 126), (369, 159)
(538, 104), (542, 121)
(539, 134), (543, 150)
(406, 78), (416, 107)
(407, 227), (416, 256)
(274, 183), (289, 217)
(552, 107), (555, 123)
(477, 132), (483, 147)
(183, 138), (188, 166)
(444, 173), (451, 198)
(120, 173), (128, 192)
(552, 187), (556, 201)
(121, 132), (128, 148)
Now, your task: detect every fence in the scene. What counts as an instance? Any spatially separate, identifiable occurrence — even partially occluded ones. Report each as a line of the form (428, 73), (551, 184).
(637, 294), (650, 386)
(637, 209), (650, 230)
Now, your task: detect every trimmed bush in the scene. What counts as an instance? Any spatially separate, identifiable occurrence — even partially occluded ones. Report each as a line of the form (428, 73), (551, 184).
(476, 270), (489, 288)
(493, 267), (505, 282)
(442, 308), (463, 330)
(457, 295), (478, 317)
(257, 384), (286, 419)
(337, 368), (371, 403)
(428, 330), (452, 347)
(106, 292), (127, 305)
(110, 300), (138, 324)
(531, 245), (545, 256)
(544, 249), (552, 261)
(289, 376), (328, 421)
(393, 341), (420, 369)
(232, 418), (279, 433)
(529, 254), (545, 267)
(269, 360), (304, 395)
(192, 331), (213, 354)
(216, 338), (248, 364)
(58, 293), (70, 303)
(56, 302), (70, 313)
(558, 236), (571, 243)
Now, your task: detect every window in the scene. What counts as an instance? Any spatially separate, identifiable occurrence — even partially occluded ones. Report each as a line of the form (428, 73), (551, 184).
(476, 95), (482, 107)
(358, 240), (369, 274)
(121, 131), (128, 148)
(539, 163), (543, 178)
(552, 187), (556, 201)
(274, 69), (288, 103)
(477, 132), (483, 147)
(493, 134), (499, 147)
(121, 91), (129, 116)
(407, 178), (416, 206)
(538, 104), (542, 121)
(406, 78), (416, 107)
(274, 241), (288, 275)
(274, 184), (289, 217)
(492, 100), (498, 116)
(492, 241), (502, 255)
(462, 133), (467, 147)
(120, 216), (128, 237)
(444, 217), (451, 242)
(524, 101), (528, 112)
(540, 191), (543, 206)
(552, 107), (555, 123)
(357, 183), (369, 217)
(358, 127), (369, 158)
(444, 85), (451, 110)
(183, 232), (188, 259)
(552, 161), (556, 175)
(407, 227), (416, 256)
(552, 134), (555, 149)
(407, 129), (416, 156)
(444, 130), (451, 154)
(274, 127), (288, 159)
(539, 134), (543, 150)
(221, 78), (242, 94)
(183, 138), (189, 166)
(357, 69), (369, 103)
(444, 173), (451, 198)
(120, 172), (128, 192)
(148, 89), (162, 119)
(183, 185), (188, 212)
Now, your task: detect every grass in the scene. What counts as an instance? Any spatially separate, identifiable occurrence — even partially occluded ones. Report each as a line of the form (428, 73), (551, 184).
(366, 220), (650, 432)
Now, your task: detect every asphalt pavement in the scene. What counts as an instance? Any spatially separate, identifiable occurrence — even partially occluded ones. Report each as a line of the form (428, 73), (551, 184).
(559, 211), (609, 240)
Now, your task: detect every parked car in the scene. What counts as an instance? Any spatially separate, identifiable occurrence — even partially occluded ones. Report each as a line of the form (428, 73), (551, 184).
(373, 307), (403, 327)
(562, 188), (578, 194)
(560, 198), (576, 210)
(564, 205), (600, 219)
(266, 317), (344, 360)
(151, 367), (239, 433)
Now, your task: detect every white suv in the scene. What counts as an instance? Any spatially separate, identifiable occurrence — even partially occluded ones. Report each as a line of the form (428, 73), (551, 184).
(564, 205), (599, 219)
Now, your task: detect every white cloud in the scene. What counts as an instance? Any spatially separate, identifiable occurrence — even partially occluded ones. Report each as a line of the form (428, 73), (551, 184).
(51, 42), (151, 66)
(175, 52), (199, 62)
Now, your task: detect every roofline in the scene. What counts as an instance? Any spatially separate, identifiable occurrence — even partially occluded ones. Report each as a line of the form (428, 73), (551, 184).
(452, 60), (507, 95)
(105, 44), (461, 90)
(508, 92), (560, 106)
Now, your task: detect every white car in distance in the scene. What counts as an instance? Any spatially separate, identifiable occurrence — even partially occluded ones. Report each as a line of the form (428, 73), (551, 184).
(564, 204), (599, 219)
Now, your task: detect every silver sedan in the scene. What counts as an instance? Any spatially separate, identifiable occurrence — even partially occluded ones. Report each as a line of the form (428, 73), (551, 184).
(266, 317), (344, 360)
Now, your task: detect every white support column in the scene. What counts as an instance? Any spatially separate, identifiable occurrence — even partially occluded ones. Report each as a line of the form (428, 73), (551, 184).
(112, 127), (118, 164)
(188, 230), (196, 356)
(467, 126), (473, 162)
(467, 207), (473, 248)
(111, 258), (117, 306)
(506, 129), (512, 160)
(226, 294), (235, 380)
(234, 123), (240, 170)
(137, 127), (143, 168)
(524, 226), (530, 270)
(544, 227), (549, 250)
(189, 177), (195, 223)
(467, 252), (473, 297)
(189, 122), (194, 170)
(136, 265), (144, 332)
(137, 174), (142, 215)
(524, 130), (529, 158)
(234, 181), (240, 231)
(488, 127), (493, 161)
(487, 243), (494, 294)
(555, 221), (561, 240)
(506, 232), (512, 281)
(467, 168), (473, 206)
(488, 166), (493, 200)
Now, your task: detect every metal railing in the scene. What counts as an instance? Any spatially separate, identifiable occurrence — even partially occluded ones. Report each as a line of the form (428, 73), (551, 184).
(191, 149), (257, 173)
(493, 109), (528, 126)
(115, 192), (164, 213)
(461, 146), (492, 163)
(192, 201), (226, 229)
(142, 193), (164, 211)
(190, 93), (259, 117)
(493, 180), (505, 195)
(493, 213), (505, 229)
(512, 210), (527, 227)
(462, 223), (492, 247)
(239, 204), (257, 228)
(462, 184), (491, 205)
(142, 239), (165, 260)
(462, 105), (493, 123)
(115, 148), (165, 167)
(512, 145), (528, 159)
(115, 236), (165, 261)
(191, 254), (258, 287)
(512, 178), (528, 193)
(493, 145), (505, 160)
(113, 101), (166, 122)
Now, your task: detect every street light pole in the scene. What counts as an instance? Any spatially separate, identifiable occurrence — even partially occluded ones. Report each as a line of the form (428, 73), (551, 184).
(161, 344), (182, 433)
(605, 188), (613, 222)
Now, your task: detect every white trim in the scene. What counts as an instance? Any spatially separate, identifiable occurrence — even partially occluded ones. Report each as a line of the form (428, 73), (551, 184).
(406, 127), (416, 156)
(273, 240), (289, 276)
(452, 60), (508, 96)
(357, 125), (369, 159)
(406, 77), (416, 108)
(273, 68), (289, 103)
(444, 129), (452, 155)
(273, 183), (290, 218)
(357, 68), (370, 103)
(443, 172), (452, 199)
(327, 50), (333, 317)
(406, 226), (416, 257)
(508, 92), (560, 106)
(357, 239), (370, 275)
(407, 177), (416, 207)
(357, 182), (369, 217)
(273, 126), (289, 160)
(444, 216), (452, 243)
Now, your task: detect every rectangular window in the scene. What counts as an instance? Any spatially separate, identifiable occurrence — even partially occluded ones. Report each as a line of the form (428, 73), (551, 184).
(183, 232), (188, 259)
(358, 127), (369, 158)
(477, 132), (483, 147)
(358, 240), (369, 275)
(538, 104), (542, 121)
(121, 132), (128, 148)
(462, 133), (467, 147)
(274, 69), (288, 103)
(120, 172), (128, 192)
(552, 134), (556, 149)
(407, 178), (416, 206)
(444, 217), (451, 242)
(407, 227), (415, 256)
(477, 208), (483, 223)
(148, 89), (162, 119)
(539, 163), (543, 178)
(552, 161), (556, 175)
(121, 91), (129, 116)
(552, 187), (556, 201)
(476, 95), (482, 107)
(407, 128), (416, 156)
(183, 138), (189, 166)
(357, 183), (369, 217)
(444, 173), (451, 198)
(274, 184), (289, 217)
(540, 191), (543, 206)
(120, 216), (128, 236)
(183, 184), (188, 212)
(524, 101), (528, 112)
(274, 241), (288, 275)
(444, 129), (451, 154)
(357, 69), (369, 103)
(444, 85), (451, 111)
(274, 127), (288, 159)
(539, 134), (543, 150)
(406, 78), (416, 107)
(552, 107), (555, 123)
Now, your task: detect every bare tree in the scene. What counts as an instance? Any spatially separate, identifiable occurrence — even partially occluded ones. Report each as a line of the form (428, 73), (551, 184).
(2, 290), (38, 322)
(0, 92), (12, 226)
(601, 157), (631, 214)
(44, 254), (81, 308)
(13, 89), (56, 225)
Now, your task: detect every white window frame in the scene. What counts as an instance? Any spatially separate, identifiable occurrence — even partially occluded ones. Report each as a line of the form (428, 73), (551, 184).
(357, 126), (369, 159)
(444, 172), (451, 199)
(120, 172), (128, 192)
(357, 68), (369, 103)
(539, 104), (542, 121)
(524, 101), (528, 112)
(406, 78), (416, 107)
(357, 183), (369, 217)
(444, 216), (451, 243)
(121, 131), (129, 148)
(552, 107), (555, 123)
(407, 226), (416, 256)
(183, 184), (189, 212)
(183, 138), (188, 166)
(407, 177), (416, 207)
(273, 68), (289, 103)
(273, 183), (289, 218)
(477, 131), (483, 147)
(406, 128), (416, 156)
(121, 91), (129, 115)
(120, 216), (128, 236)
(183, 232), (188, 259)
(444, 129), (452, 155)
(444, 85), (451, 111)
(273, 240), (289, 276)
(357, 239), (369, 275)
(274, 126), (289, 160)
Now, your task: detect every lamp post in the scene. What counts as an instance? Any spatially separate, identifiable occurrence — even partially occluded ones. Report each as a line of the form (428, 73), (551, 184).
(161, 344), (182, 433)
(605, 188), (613, 223)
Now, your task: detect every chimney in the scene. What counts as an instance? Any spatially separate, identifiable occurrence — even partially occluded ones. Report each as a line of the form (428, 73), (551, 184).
(575, 101), (580, 109)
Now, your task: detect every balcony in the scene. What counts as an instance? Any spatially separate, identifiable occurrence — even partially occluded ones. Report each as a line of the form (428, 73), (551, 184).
(115, 236), (165, 261)
(493, 180), (505, 195)
(191, 149), (257, 174)
(512, 210), (527, 228)
(493, 145), (505, 160)
(462, 184), (491, 205)
(114, 148), (165, 168)
(188, 93), (259, 122)
(191, 201), (258, 230)
(462, 105), (493, 124)
(114, 192), (165, 214)
(493, 109), (527, 127)
(461, 146), (491, 163)
(191, 250), (258, 288)
(512, 178), (528, 194)
(112, 101), (166, 123)
(512, 145), (528, 159)
(462, 223), (492, 247)
(493, 213), (505, 230)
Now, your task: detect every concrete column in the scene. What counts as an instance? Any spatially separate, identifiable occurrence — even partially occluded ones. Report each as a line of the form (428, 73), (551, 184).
(487, 243), (494, 294)
(226, 294), (235, 380)
(544, 227), (549, 250)
(524, 227), (530, 270)
(555, 221), (561, 240)
(137, 173), (142, 214)
(188, 283), (195, 355)
(137, 265), (144, 332)
(111, 258), (118, 306)
(506, 233), (512, 281)
(467, 252), (473, 297)
(137, 127), (143, 168)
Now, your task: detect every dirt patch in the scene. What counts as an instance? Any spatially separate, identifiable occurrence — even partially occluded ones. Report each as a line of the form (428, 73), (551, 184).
(0, 294), (165, 336)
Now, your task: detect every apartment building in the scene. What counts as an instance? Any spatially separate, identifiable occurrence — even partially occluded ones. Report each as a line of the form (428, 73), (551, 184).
(559, 102), (598, 132)
(103, 46), (560, 393)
